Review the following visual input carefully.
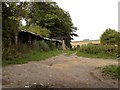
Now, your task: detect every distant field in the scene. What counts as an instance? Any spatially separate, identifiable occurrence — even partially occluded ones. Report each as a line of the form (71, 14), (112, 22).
(71, 40), (100, 48)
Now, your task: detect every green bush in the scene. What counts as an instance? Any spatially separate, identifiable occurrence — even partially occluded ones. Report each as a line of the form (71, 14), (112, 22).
(77, 44), (117, 59)
(79, 44), (117, 55)
(2, 47), (16, 60)
(3, 40), (57, 61)
(17, 44), (31, 53)
(2, 44), (31, 60)
(100, 28), (118, 45)
(3, 50), (62, 66)
(33, 41), (50, 51)
(47, 41), (56, 50)
(102, 65), (120, 80)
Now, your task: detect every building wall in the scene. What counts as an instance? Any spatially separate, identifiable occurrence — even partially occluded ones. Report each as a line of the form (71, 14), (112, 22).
(71, 40), (100, 48)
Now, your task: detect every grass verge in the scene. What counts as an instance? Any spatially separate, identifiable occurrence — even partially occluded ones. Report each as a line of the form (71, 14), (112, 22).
(2, 50), (62, 66)
(64, 50), (76, 56)
(76, 44), (117, 59)
(76, 52), (116, 59)
(102, 65), (120, 80)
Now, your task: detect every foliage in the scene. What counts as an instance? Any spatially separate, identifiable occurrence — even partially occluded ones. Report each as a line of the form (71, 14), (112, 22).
(3, 40), (59, 65)
(3, 50), (62, 66)
(47, 41), (56, 50)
(76, 45), (80, 48)
(76, 44), (117, 59)
(2, 2), (78, 49)
(2, 2), (78, 65)
(29, 2), (78, 47)
(33, 41), (50, 51)
(38, 41), (51, 51)
(64, 50), (76, 56)
(2, 44), (31, 60)
(118, 32), (120, 57)
(26, 25), (51, 37)
(102, 65), (120, 80)
(100, 28), (118, 45)
(2, 2), (28, 46)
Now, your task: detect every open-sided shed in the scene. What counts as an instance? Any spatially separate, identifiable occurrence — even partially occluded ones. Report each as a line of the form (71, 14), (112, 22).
(18, 30), (62, 48)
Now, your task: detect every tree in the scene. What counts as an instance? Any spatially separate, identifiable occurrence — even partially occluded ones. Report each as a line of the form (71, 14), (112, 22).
(24, 25), (51, 37)
(29, 2), (78, 48)
(2, 2), (78, 48)
(100, 28), (118, 45)
(2, 2), (28, 46)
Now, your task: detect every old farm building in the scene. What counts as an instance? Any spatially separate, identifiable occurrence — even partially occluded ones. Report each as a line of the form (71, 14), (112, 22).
(18, 30), (62, 48)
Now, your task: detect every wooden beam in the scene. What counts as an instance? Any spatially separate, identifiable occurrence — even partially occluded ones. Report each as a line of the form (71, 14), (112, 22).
(62, 39), (66, 50)
(29, 35), (31, 44)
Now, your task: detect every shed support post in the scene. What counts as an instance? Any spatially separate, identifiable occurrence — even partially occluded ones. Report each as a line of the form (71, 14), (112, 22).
(57, 42), (59, 48)
(15, 33), (18, 46)
(29, 35), (31, 45)
(62, 39), (66, 50)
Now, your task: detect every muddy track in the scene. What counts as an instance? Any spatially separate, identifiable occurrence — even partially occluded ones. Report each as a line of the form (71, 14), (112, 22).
(2, 53), (118, 88)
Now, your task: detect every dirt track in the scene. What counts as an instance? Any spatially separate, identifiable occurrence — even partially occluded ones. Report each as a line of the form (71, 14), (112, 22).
(2, 53), (118, 88)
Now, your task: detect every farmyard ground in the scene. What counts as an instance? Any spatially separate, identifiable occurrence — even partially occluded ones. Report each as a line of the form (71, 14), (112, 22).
(2, 53), (118, 88)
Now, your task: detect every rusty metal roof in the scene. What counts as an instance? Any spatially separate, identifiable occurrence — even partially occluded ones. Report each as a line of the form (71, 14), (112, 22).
(20, 30), (62, 43)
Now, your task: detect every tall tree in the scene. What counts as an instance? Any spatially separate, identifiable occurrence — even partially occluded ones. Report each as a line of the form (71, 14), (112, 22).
(2, 2), (28, 46)
(29, 2), (78, 48)
(100, 28), (118, 45)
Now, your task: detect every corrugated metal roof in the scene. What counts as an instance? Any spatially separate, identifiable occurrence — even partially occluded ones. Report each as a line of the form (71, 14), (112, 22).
(20, 30), (62, 43)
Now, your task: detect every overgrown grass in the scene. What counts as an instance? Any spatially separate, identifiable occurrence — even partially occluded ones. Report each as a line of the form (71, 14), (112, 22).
(102, 65), (120, 80)
(64, 50), (76, 56)
(76, 52), (116, 59)
(2, 50), (62, 66)
(2, 40), (62, 66)
(76, 44), (117, 59)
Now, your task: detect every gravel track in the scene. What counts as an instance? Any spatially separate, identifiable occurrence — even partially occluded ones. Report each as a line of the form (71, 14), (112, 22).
(2, 53), (118, 88)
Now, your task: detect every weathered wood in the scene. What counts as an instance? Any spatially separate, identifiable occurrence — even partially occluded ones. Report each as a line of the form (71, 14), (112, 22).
(62, 39), (66, 50)
(28, 35), (31, 44)
(18, 30), (62, 48)
(15, 33), (18, 46)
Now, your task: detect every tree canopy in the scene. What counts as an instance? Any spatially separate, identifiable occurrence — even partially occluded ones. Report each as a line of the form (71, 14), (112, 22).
(25, 25), (51, 37)
(28, 2), (78, 47)
(100, 28), (118, 45)
(2, 2), (78, 48)
(2, 2), (28, 46)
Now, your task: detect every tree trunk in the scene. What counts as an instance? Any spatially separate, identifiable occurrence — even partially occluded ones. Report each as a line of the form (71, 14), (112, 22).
(15, 33), (18, 46)
(9, 37), (12, 46)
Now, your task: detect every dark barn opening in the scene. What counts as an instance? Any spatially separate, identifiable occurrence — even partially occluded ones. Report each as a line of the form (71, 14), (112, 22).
(18, 30), (62, 48)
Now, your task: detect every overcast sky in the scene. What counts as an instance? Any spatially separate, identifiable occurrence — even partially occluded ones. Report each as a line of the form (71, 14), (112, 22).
(53, 0), (119, 41)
